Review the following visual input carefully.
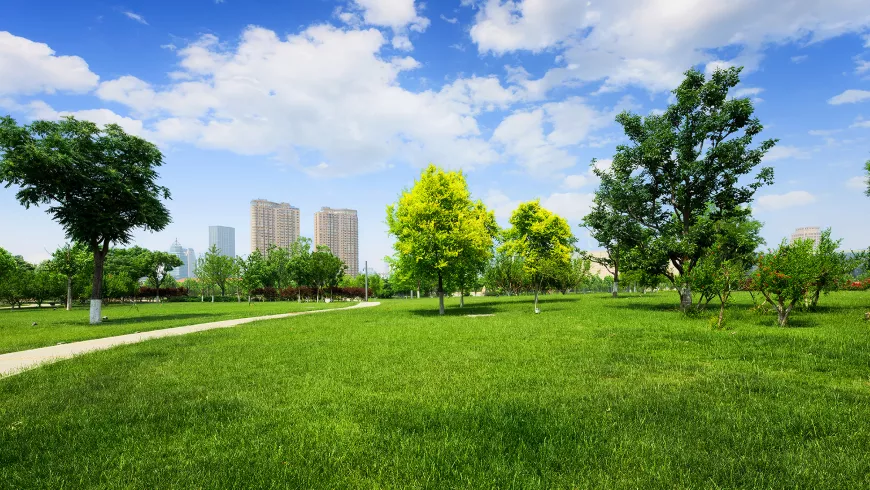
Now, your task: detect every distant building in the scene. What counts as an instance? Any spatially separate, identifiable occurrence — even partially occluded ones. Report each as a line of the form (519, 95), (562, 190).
(790, 227), (821, 247)
(314, 207), (359, 275)
(169, 239), (197, 279)
(250, 199), (300, 253)
(209, 226), (236, 258)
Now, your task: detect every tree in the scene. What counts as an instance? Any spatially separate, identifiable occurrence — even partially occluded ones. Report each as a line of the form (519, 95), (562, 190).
(288, 238), (313, 302)
(237, 250), (266, 304)
(309, 245), (345, 302)
(30, 261), (64, 307)
(0, 116), (172, 323)
(387, 164), (497, 315)
(50, 243), (91, 310)
(0, 247), (15, 288)
(807, 229), (855, 309)
(503, 200), (576, 313)
(483, 248), (527, 296)
(449, 202), (499, 307)
(751, 239), (817, 327)
(554, 256), (592, 294)
(142, 250), (183, 302)
(264, 245), (292, 290)
(601, 67), (776, 310)
(865, 158), (870, 197)
(0, 255), (33, 309)
(196, 245), (236, 299)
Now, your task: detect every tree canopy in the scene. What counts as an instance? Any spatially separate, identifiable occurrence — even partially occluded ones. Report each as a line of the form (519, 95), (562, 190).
(387, 164), (497, 315)
(591, 67), (776, 310)
(0, 116), (172, 323)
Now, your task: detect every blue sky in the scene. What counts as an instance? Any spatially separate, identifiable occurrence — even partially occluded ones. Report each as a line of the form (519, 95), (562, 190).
(1, 0), (870, 272)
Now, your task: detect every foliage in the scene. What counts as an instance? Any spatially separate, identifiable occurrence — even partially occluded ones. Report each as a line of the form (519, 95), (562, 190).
(554, 256), (592, 294)
(287, 238), (313, 301)
(196, 245), (236, 297)
(600, 67), (776, 310)
(0, 255), (33, 308)
(751, 239), (818, 327)
(483, 248), (528, 296)
(0, 116), (172, 323)
(309, 245), (346, 301)
(141, 250), (184, 300)
(502, 200), (576, 311)
(50, 243), (91, 310)
(807, 229), (855, 309)
(237, 250), (267, 303)
(29, 261), (65, 307)
(387, 164), (497, 315)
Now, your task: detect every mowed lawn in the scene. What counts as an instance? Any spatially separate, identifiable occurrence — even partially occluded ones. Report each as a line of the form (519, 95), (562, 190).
(1, 292), (869, 488)
(0, 300), (352, 354)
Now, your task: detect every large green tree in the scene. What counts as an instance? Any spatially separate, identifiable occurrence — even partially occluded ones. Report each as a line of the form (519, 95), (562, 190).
(141, 250), (184, 302)
(387, 164), (497, 315)
(309, 245), (346, 302)
(237, 250), (266, 304)
(503, 200), (576, 313)
(288, 238), (313, 302)
(0, 116), (172, 323)
(600, 67), (776, 310)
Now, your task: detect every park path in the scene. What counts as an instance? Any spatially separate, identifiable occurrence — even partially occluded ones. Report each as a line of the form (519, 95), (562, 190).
(0, 301), (380, 378)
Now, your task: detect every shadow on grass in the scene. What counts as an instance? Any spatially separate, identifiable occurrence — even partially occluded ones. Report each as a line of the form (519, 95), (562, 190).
(408, 306), (501, 317)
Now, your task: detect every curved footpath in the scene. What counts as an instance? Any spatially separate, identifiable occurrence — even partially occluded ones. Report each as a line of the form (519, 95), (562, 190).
(0, 301), (380, 378)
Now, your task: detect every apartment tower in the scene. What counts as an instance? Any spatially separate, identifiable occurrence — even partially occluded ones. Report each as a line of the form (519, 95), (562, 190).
(208, 225), (236, 258)
(250, 199), (301, 253)
(314, 207), (359, 275)
(790, 226), (822, 247)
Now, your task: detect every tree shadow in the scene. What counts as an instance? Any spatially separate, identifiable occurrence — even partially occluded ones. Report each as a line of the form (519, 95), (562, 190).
(408, 306), (501, 317)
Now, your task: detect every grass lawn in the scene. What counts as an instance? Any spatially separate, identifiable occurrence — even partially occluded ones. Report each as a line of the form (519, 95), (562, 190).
(0, 300), (352, 354)
(1, 292), (869, 488)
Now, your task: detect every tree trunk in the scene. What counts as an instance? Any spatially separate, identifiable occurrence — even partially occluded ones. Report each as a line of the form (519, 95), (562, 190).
(89, 246), (107, 325)
(777, 300), (797, 327)
(810, 288), (821, 309)
(612, 280), (619, 298)
(680, 285), (693, 311)
(718, 301), (726, 329)
(211, 295), (214, 302)
(534, 289), (539, 312)
(66, 276), (72, 311)
(438, 274), (445, 316)
(460, 292), (464, 308)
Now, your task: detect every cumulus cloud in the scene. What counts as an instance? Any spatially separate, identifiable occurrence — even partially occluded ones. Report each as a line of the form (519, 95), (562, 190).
(0, 31), (99, 96)
(468, 0), (870, 94)
(763, 145), (810, 162)
(846, 175), (868, 190)
(24, 100), (149, 138)
(828, 89), (870, 105)
(440, 14), (459, 24)
(92, 26), (518, 176)
(484, 189), (593, 223)
(755, 191), (817, 211)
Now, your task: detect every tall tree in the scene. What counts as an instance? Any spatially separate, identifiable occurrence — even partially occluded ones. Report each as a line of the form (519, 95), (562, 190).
(807, 229), (854, 309)
(30, 260), (65, 307)
(288, 237), (313, 303)
(264, 245), (292, 290)
(387, 164), (496, 315)
(483, 248), (527, 296)
(601, 67), (776, 310)
(237, 250), (266, 304)
(50, 243), (91, 310)
(196, 245), (235, 298)
(503, 200), (576, 313)
(0, 247), (16, 289)
(0, 116), (172, 323)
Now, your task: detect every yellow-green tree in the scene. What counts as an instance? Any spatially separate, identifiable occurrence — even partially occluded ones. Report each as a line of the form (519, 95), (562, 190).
(386, 164), (497, 315)
(503, 200), (576, 313)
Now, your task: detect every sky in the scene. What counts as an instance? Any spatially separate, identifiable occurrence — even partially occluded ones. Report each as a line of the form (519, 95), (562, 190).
(1, 0), (869, 273)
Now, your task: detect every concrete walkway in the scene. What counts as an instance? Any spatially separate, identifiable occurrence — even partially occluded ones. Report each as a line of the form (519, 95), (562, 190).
(0, 301), (380, 378)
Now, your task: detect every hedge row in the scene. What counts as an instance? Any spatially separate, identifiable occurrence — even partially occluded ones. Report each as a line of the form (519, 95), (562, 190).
(138, 287), (190, 297)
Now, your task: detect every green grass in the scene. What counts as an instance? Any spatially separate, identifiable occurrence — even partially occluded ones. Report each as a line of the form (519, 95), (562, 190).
(2, 292), (869, 488)
(0, 300), (351, 354)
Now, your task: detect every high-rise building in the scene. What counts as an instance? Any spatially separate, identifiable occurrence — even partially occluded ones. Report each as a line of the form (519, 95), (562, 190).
(790, 227), (821, 247)
(250, 199), (301, 253)
(314, 207), (359, 275)
(209, 226), (236, 258)
(169, 239), (196, 279)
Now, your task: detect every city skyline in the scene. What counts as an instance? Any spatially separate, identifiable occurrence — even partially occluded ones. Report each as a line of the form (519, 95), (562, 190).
(314, 207), (359, 275)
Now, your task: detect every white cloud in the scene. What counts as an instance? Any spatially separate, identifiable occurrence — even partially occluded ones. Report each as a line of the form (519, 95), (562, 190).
(846, 176), (868, 190)
(0, 31), (99, 96)
(492, 109), (577, 173)
(350, 0), (429, 31)
(122, 11), (148, 25)
(856, 59), (870, 74)
(562, 174), (589, 189)
(540, 192), (594, 223)
(468, 0), (870, 94)
(755, 191), (817, 211)
(851, 118), (870, 128)
(24, 100), (148, 138)
(93, 25), (516, 177)
(484, 189), (593, 224)
(440, 14), (458, 24)
(828, 89), (870, 105)
(733, 86), (764, 98)
(791, 55), (808, 63)
(763, 145), (811, 162)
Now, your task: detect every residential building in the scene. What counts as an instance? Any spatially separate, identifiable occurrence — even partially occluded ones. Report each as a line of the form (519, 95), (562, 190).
(790, 226), (821, 247)
(209, 226), (236, 258)
(314, 207), (359, 275)
(169, 239), (197, 280)
(250, 199), (301, 253)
